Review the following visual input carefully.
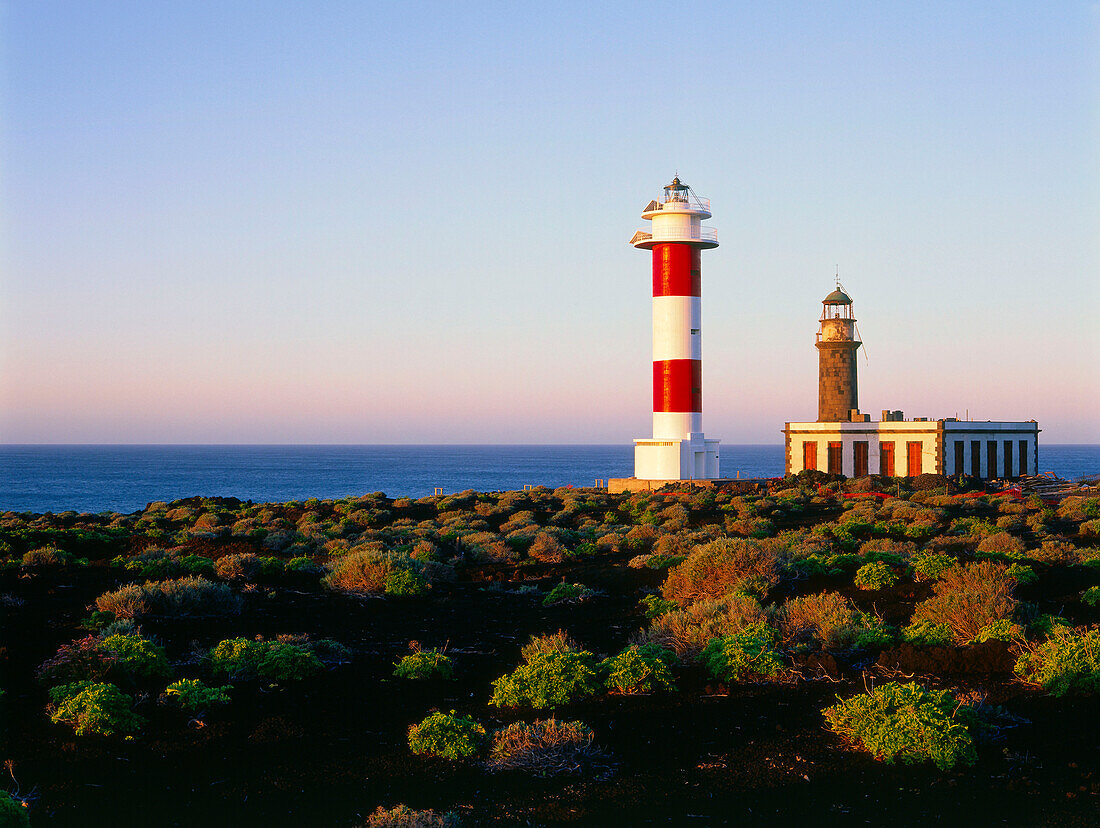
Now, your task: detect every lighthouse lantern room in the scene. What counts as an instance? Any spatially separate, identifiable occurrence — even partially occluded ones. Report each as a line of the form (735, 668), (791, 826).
(629, 177), (721, 481)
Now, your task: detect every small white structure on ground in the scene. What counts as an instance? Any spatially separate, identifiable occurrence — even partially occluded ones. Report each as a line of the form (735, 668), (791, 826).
(784, 286), (1040, 479)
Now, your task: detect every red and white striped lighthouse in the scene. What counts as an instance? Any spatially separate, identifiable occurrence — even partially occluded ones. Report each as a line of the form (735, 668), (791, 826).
(629, 177), (721, 480)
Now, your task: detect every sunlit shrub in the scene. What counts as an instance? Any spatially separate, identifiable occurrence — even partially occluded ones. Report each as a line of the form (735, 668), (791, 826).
(1014, 626), (1100, 696)
(970, 619), (1024, 644)
(600, 644), (676, 694)
(1082, 586), (1100, 607)
(407, 710), (485, 760)
(165, 679), (232, 711)
(323, 548), (430, 596)
(901, 620), (954, 646)
(822, 682), (977, 770)
(210, 637), (322, 682)
(639, 595), (766, 660)
(661, 538), (782, 605)
(95, 577), (241, 619)
(487, 718), (607, 776)
(394, 648), (454, 680)
(542, 582), (598, 606)
(21, 545), (71, 566)
(854, 561), (898, 590)
(910, 552), (955, 581)
(910, 561), (1018, 645)
(364, 804), (462, 827)
(976, 531), (1026, 559)
(48, 681), (144, 737)
(701, 622), (784, 682)
(98, 633), (171, 681)
(489, 644), (599, 709)
(778, 592), (864, 651)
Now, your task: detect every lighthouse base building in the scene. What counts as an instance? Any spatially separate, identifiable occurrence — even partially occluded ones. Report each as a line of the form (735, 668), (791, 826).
(783, 418), (1040, 480)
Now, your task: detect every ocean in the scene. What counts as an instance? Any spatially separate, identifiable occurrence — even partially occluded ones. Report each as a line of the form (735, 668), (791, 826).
(1, 444), (1097, 515)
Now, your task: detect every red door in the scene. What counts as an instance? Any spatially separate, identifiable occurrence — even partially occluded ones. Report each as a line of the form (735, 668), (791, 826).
(880, 442), (895, 476)
(803, 441), (817, 471)
(907, 442), (922, 477)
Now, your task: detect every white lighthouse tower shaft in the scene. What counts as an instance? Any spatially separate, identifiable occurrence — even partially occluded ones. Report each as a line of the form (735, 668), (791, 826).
(629, 177), (721, 480)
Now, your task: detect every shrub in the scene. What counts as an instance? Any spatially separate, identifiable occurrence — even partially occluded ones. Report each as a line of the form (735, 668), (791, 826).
(165, 679), (232, 711)
(640, 596), (766, 660)
(1004, 563), (1037, 586)
(701, 623), (785, 682)
(854, 561), (898, 590)
(1014, 626), (1100, 696)
(1082, 586), (1100, 607)
(976, 531), (1026, 559)
(910, 552), (955, 581)
(970, 619), (1024, 644)
(214, 553), (263, 580)
(661, 538), (782, 605)
(778, 592), (862, 651)
(98, 633), (171, 681)
(901, 621), (954, 646)
(520, 630), (577, 660)
(639, 594), (679, 619)
(542, 582), (597, 606)
(407, 710), (485, 760)
(910, 561), (1018, 645)
(364, 805), (461, 828)
(528, 532), (567, 563)
(209, 638), (322, 682)
(95, 577), (241, 619)
(385, 568), (429, 596)
(822, 682), (977, 771)
(490, 649), (599, 709)
(21, 545), (71, 566)
(487, 718), (607, 776)
(37, 635), (114, 686)
(48, 681), (144, 737)
(394, 649), (454, 680)
(600, 644), (676, 694)
(324, 548), (429, 595)
(0, 793), (30, 828)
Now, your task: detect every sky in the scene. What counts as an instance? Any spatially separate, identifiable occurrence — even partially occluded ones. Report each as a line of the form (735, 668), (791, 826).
(1, 1), (1098, 444)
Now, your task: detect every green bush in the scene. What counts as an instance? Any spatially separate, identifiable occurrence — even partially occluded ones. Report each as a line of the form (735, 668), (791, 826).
(600, 644), (676, 694)
(0, 793), (30, 828)
(910, 552), (955, 581)
(701, 622), (785, 682)
(639, 594), (679, 619)
(209, 638), (322, 682)
(407, 710), (485, 760)
(854, 561), (898, 590)
(1082, 586), (1100, 607)
(542, 582), (597, 606)
(385, 568), (429, 596)
(1005, 563), (1037, 586)
(393, 649), (454, 680)
(165, 678), (232, 710)
(490, 649), (599, 709)
(98, 633), (171, 681)
(1014, 626), (1100, 696)
(970, 619), (1024, 644)
(95, 576), (241, 619)
(901, 620), (954, 646)
(48, 681), (144, 737)
(823, 682), (978, 770)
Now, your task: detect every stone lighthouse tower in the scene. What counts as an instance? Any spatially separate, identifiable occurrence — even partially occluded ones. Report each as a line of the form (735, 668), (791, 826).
(816, 283), (861, 422)
(628, 176), (721, 481)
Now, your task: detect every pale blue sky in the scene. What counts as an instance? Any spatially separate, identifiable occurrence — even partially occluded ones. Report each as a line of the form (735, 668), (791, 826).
(2, 1), (1097, 443)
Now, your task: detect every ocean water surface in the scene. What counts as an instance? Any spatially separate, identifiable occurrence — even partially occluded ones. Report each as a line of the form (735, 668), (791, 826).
(1, 444), (1097, 515)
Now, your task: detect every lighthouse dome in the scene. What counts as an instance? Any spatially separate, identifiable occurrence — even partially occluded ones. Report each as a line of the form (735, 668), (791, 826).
(823, 288), (852, 305)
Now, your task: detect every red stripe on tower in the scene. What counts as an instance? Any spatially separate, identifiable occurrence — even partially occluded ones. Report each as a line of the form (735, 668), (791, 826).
(652, 244), (701, 297)
(653, 359), (702, 412)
